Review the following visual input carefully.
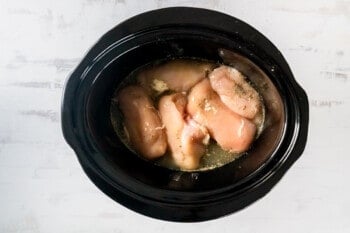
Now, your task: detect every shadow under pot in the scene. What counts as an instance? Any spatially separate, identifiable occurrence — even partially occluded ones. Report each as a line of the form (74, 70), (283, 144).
(61, 7), (309, 222)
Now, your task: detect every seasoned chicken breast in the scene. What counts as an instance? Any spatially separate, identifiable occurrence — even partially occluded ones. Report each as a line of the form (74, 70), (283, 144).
(187, 79), (256, 153)
(181, 118), (210, 169)
(158, 93), (209, 170)
(118, 85), (167, 159)
(138, 59), (214, 95)
(209, 66), (262, 121)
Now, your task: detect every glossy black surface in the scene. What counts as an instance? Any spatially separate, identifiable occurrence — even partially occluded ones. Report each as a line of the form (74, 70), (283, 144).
(61, 7), (309, 222)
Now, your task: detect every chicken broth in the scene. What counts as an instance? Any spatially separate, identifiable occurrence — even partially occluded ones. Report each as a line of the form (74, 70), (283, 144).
(110, 58), (265, 171)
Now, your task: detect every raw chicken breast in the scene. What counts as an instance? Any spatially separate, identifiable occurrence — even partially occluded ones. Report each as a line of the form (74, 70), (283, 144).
(138, 59), (214, 95)
(187, 79), (256, 153)
(209, 66), (262, 120)
(181, 118), (210, 169)
(117, 85), (167, 159)
(158, 93), (186, 162)
(158, 93), (209, 170)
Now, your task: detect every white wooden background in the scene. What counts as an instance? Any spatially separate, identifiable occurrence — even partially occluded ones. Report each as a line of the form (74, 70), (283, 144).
(0, 0), (349, 232)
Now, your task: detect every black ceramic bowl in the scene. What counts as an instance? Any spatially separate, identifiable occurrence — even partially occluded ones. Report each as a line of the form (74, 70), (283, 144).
(62, 7), (309, 222)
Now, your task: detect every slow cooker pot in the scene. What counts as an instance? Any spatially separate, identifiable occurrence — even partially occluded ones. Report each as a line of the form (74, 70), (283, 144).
(62, 7), (309, 221)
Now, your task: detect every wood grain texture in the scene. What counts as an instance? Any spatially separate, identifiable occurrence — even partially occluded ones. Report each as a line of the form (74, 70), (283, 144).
(0, 0), (349, 232)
